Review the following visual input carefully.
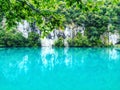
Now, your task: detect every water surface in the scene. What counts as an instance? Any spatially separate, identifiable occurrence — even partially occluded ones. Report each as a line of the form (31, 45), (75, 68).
(0, 48), (120, 90)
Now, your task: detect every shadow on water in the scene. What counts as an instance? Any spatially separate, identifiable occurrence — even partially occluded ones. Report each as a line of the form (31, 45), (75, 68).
(0, 47), (120, 90)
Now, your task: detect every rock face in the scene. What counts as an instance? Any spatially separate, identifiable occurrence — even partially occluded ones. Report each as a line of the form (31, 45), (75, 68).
(101, 31), (120, 45)
(17, 20), (30, 38)
(41, 25), (85, 47)
(109, 31), (120, 45)
(17, 20), (120, 46)
(17, 20), (40, 38)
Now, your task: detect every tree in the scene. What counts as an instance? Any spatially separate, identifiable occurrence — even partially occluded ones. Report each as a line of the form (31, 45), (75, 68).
(1, 0), (120, 47)
(0, 0), (65, 33)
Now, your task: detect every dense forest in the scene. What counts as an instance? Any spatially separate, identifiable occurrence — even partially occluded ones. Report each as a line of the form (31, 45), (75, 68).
(0, 0), (120, 47)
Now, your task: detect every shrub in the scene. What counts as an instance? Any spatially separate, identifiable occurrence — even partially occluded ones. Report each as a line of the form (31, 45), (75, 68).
(0, 29), (41, 47)
(0, 29), (27, 47)
(54, 37), (64, 47)
(68, 33), (89, 47)
(27, 32), (41, 47)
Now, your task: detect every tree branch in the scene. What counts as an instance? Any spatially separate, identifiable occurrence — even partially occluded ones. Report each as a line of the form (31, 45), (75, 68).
(16, 0), (41, 13)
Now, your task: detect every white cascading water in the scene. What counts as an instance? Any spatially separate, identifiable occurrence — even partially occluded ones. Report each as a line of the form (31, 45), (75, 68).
(109, 31), (119, 45)
(41, 38), (54, 47)
(17, 21), (119, 46)
(17, 22), (85, 47)
(17, 20), (40, 38)
(107, 24), (119, 45)
(64, 26), (72, 47)
(41, 30), (58, 47)
(17, 20), (31, 38)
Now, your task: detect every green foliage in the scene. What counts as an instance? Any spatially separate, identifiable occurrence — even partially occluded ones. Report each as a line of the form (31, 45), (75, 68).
(68, 33), (89, 47)
(27, 32), (41, 47)
(0, 29), (26, 47)
(54, 37), (64, 47)
(1, 0), (120, 47)
(0, 0), (65, 33)
(0, 29), (41, 47)
(1, 0), (120, 31)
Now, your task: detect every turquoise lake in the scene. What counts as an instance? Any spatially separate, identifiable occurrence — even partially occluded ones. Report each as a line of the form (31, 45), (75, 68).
(0, 48), (120, 90)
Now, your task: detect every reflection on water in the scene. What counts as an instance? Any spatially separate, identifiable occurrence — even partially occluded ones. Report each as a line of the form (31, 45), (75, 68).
(41, 47), (57, 70)
(0, 48), (120, 77)
(18, 55), (28, 72)
(0, 47), (120, 90)
(109, 49), (119, 60)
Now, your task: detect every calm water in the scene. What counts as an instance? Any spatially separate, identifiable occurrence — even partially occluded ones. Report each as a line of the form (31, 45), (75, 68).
(0, 47), (120, 90)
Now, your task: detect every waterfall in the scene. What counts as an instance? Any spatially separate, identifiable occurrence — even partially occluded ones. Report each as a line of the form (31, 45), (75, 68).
(17, 22), (87, 47)
(41, 38), (54, 47)
(17, 22), (85, 47)
(64, 26), (73, 47)
(17, 20), (31, 38)
(109, 31), (119, 45)
(17, 20), (40, 38)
